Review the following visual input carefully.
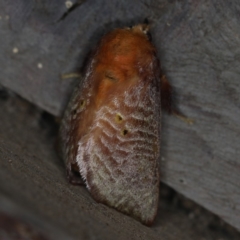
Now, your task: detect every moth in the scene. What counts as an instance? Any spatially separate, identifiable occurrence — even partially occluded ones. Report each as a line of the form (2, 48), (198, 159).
(59, 24), (177, 225)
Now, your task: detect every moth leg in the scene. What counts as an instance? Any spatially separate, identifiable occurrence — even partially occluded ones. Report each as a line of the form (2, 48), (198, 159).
(66, 162), (85, 186)
(161, 75), (193, 125)
(61, 73), (82, 79)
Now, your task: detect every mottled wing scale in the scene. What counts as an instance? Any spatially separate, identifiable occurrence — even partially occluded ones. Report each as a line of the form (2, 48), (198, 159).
(59, 25), (161, 225)
(79, 81), (160, 225)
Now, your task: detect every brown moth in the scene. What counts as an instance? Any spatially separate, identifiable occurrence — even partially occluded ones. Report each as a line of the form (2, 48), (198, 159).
(59, 24), (161, 225)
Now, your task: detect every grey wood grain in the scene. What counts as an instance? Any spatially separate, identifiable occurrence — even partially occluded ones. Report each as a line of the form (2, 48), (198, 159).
(156, 0), (240, 230)
(0, 0), (239, 231)
(2, 96), (237, 240)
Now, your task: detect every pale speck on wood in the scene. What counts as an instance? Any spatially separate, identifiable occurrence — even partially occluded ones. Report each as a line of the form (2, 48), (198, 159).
(37, 63), (43, 69)
(188, 212), (195, 220)
(65, 0), (73, 9)
(12, 48), (19, 54)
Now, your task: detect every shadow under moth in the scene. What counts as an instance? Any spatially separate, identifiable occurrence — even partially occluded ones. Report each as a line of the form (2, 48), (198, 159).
(59, 24), (191, 226)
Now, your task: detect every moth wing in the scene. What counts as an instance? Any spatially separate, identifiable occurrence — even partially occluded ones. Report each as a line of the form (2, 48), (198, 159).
(77, 79), (161, 225)
(59, 79), (93, 183)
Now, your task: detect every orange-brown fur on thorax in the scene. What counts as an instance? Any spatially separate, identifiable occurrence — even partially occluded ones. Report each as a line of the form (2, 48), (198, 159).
(76, 27), (158, 140)
(93, 27), (156, 106)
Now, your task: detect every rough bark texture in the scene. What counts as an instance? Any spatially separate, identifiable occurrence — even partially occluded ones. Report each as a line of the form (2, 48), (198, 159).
(0, 0), (240, 233)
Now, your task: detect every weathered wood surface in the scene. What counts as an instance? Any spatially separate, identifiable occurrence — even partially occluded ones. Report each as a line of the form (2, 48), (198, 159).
(0, 0), (240, 231)
(1, 96), (240, 240)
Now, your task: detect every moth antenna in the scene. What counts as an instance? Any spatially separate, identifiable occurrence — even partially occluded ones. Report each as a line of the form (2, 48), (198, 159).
(161, 75), (194, 124)
(61, 73), (82, 79)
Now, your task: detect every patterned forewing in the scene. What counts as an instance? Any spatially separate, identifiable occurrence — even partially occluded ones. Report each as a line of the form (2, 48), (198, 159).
(59, 56), (96, 170)
(77, 80), (161, 224)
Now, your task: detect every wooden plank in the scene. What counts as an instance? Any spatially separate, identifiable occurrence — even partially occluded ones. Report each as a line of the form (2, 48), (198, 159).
(0, 0), (169, 115)
(157, 0), (240, 230)
(0, 0), (240, 231)
(0, 95), (239, 239)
